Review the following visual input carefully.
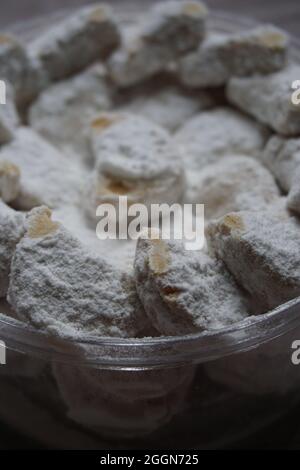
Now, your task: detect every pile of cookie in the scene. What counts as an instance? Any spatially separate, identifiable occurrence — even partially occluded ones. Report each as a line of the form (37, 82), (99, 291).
(1, 0), (300, 341)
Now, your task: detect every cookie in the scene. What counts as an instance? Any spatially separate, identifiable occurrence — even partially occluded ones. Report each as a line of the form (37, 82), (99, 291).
(0, 34), (45, 108)
(134, 233), (248, 335)
(0, 127), (84, 210)
(8, 206), (152, 338)
(108, 1), (207, 87)
(179, 25), (288, 88)
(175, 108), (269, 201)
(118, 86), (214, 133)
(206, 211), (300, 312)
(190, 155), (280, 216)
(29, 4), (120, 82)
(0, 201), (25, 297)
(85, 113), (185, 220)
(262, 135), (300, 192)
(227, 65), (300, 135)
(287, 167), (300, 215)
(29, 64), (112, 160)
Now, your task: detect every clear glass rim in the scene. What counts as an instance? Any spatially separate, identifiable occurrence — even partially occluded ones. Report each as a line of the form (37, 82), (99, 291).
(1, 297), (300, 369)
(1, 9), (300, 369)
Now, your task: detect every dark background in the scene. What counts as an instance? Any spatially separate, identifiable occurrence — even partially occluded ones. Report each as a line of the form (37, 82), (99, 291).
(0, 0), (300, 450)
(1, 0), (300, 37)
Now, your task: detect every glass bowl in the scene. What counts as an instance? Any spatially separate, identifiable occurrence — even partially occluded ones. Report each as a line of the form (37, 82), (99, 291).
(1, 5), (300, 449)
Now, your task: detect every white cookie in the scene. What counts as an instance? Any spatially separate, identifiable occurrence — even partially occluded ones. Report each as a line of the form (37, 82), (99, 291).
(263, 135), (300, 192)
(51, 204), (139, 275)
(108, 39), (168, 89)
(266, 195), (293, 220)
(141, 1), (207, 46)
(175, 108), (268, 172)
(118, 86), (214, 133)
(287, 166), (300, 215)
(29, 4), (120, 82)
(190, 155), (280, 216)
(85, 113), (185, 219)
(227, 65), (300, 136)
(206, 211), (300, 313)
(134, 235), (248, 336)
(179, 26), (288, 88)
(0, 127), (84, 210)
(0, 201), (25, 297)
(108, 1), (207, 87)
(29, 64), (112, 160)
(175, 108), (268, 200)
(262, 136), (300, 217)
(8, 206), (152, 339)
(0, 34), (45, 108)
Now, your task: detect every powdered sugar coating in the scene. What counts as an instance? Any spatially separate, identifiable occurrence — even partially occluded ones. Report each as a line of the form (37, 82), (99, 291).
(227, 65), (300, 135)
(287, 166), (300, 215)
(0, 127), (85, 210)
(108, 1), (207, 87)
(0, 201), (25, 298)
(1, 3), (299, 347)
(8, 207), (151, 339)
(108, 40), (169, 89)
(118, 86), (214, 133)
(190, 155), (280, 216)
(83, 169), (185, 223)
(29, 64), (113, 160)
(52, 204), (138, 273)
(134, 236), (248, 335)
(85, 113), (185, 219)
(263, 135), (300, 192)
(206, 211), (300, 313)
(29, 4), (120, 82)
(175, 108), (269, 201)
(0, 34), (46, 108)
(92, 113), (181, 180)
(175, 108), (268, 172)
(140, 1), (208, 51)
(179, 25), (288, 88)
